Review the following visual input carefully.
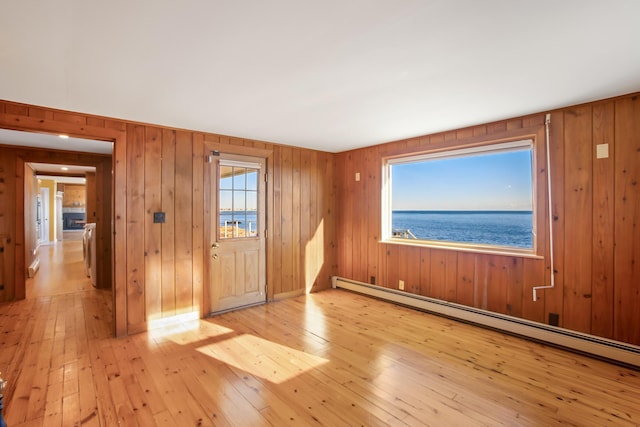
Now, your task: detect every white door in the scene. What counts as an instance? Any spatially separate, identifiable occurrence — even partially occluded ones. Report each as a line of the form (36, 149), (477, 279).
(39, 187), (50, 243)
(210, 154), (266, 313)
(55, 192), (63, 241)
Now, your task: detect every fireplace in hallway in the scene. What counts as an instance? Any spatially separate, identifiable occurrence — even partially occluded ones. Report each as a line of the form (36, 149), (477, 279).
(63, 212), (85, 230)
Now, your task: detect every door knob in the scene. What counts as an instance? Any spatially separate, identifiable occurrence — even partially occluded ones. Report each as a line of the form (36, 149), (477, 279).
(212, 242), (219, 248)
(213, 254), (218, 260)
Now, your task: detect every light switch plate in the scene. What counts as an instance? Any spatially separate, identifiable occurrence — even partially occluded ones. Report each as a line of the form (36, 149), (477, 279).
(596, 143), (609, 159)
(153, 212), (166, 223)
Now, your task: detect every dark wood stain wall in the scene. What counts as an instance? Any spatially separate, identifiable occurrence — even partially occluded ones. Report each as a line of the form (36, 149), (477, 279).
(335, 93), (640, 346)
(0, 100), (336, 336)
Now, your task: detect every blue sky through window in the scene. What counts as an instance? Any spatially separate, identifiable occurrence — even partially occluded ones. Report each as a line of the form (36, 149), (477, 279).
(391, 149), (533, 211)
(219, 168), (258, 211)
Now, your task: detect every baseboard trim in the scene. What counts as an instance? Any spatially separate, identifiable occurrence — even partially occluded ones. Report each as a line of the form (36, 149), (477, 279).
(28, 258), (40, 278)
(332, 276), (640, 368)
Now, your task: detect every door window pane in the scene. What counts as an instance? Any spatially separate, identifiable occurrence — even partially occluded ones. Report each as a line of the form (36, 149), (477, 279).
(220, 166), (234, 189)
(247, 170), (258, 191)
(219, 165), (260, 239)
(233, 167), (247, 189)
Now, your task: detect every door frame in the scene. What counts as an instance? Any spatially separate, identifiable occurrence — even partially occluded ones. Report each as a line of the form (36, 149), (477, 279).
(0, 113), (126, 336)
(202, 139), (273, 316)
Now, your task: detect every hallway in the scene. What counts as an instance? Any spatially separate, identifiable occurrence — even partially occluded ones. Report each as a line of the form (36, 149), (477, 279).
(26, 236), (96, 298)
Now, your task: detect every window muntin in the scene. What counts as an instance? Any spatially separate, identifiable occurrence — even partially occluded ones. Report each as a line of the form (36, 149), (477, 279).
(219, 161), (260, 239)
(383, 140), (535, 252)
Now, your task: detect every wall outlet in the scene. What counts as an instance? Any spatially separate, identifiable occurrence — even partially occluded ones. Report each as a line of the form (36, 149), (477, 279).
(399, 280), (404, 290)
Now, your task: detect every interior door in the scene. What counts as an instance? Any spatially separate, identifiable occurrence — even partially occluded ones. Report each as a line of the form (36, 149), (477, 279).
(39, 187), (50, 243)
(210, 153), (266, 313)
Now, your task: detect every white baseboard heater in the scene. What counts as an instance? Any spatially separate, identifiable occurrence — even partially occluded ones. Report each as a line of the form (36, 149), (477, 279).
(332, 276), (640, 368)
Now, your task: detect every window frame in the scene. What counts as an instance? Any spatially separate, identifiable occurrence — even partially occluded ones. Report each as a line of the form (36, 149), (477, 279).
(217, 158), (262, 240)
(381, 137), (542, 258)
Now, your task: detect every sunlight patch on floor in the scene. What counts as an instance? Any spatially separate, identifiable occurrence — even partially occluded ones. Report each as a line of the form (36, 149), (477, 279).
(197, 333), (328, 383)
(147, 311), (232, 343)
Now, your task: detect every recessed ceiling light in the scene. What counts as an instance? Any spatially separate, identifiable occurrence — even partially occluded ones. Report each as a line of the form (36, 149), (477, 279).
(61, 167), (69, 171)
(59, 134), (69, 139)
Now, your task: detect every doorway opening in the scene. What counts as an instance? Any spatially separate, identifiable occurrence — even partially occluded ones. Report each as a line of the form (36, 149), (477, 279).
(0, 127), (115, 329)
(26, 165), (99, 298)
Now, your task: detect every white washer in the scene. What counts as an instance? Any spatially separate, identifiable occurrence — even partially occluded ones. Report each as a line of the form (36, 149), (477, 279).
(84, 223), (97, 286)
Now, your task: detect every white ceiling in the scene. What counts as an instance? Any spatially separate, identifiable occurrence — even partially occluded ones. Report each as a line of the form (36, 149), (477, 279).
(1, 1), (639, 153)
(0, 128), (113, 154)
(0, 129), (105, 184)
(29, 162), (95, 176)
(29, 159), (95, 185)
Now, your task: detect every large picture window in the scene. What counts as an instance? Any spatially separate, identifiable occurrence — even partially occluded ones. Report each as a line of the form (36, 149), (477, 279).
(382, 139), (536, 254)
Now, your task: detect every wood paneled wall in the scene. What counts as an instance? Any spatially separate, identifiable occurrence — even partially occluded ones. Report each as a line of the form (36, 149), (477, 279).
(0, 149), (18, 300)
(85, 172), (97, 222)
(3, 92), (636, 344)
(122, 127), (336, 333)
(335, 93), (640, 346)
(62, 183), (86, 207)
(0, 99), (336, 336)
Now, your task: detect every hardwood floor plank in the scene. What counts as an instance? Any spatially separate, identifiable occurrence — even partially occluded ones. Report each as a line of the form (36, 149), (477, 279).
(61, 392), (80, 427)
(131, 336), (226, 427)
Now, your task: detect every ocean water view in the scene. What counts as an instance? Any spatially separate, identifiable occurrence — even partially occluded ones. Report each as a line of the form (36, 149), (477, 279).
(392, 210), (533, 248)
(220, 211), (257, 225)
(219, 210), (258, 236)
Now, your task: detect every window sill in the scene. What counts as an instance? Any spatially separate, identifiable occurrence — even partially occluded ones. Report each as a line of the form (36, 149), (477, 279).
(381, 238), (544, 259)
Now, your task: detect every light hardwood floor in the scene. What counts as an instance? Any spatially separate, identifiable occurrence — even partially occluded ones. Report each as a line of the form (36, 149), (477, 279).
(26, 239), (94, 298)
(1, 242), (639, 426)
